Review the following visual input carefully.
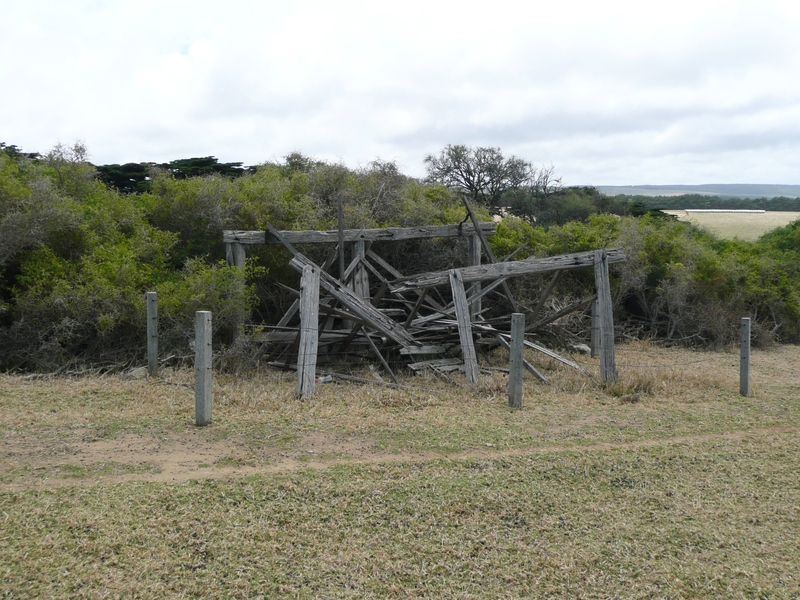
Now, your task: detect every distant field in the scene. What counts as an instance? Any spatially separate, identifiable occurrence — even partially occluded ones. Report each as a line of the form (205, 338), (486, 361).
(663, 210), (800, 240)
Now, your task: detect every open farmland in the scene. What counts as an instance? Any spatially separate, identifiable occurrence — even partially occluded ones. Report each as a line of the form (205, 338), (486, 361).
(663, 210), (800, 240)
(2, 343), (800, 597)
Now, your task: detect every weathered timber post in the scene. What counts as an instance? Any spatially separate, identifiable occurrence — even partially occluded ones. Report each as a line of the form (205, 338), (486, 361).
(145, 291), (158, 377)
(354, 240), (370, 300)
(225, 241), (246, 340)
(740, 317), (751, 397)
(468, 234), (482, 318)
(297, 264), (321, 399)
(450, 269), (479, 384)
(590, 300), (599, 359)
(508, 313), (525, 408)
(195, 311), (212, 426)
(593, 250), (617, 383)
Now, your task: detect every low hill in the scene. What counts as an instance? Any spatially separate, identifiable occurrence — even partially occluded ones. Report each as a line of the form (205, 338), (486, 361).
(597, 184), (800, 199)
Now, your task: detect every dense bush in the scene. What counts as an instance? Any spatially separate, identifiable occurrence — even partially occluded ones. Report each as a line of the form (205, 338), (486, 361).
(2, 142), (799, 371)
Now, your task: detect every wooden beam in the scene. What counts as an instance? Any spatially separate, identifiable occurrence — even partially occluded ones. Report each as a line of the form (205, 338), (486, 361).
(392, 248), (626, 292)
(223, 222), (497, 245)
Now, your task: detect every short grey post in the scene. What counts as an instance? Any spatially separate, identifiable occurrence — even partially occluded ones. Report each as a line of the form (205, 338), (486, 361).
(594, 250), (617, 383)
(194, 311), (212, 426)
(508, 313), (525, 409)
(449, 269), (479, 384)
(740, 317), (751, 397)
(297, 264), (321, 399)
(145, 291), (158, 377)
(590, 300), (599, 358)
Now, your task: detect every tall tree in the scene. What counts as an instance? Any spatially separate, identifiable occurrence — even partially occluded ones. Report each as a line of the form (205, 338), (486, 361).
(424, 144), (532, 210)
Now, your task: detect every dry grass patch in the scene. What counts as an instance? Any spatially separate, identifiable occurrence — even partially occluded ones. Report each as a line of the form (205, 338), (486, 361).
(2, 344), (800, 596)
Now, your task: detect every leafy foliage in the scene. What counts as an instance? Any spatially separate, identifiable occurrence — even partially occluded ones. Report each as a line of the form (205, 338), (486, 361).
(2, 140), (800, 370)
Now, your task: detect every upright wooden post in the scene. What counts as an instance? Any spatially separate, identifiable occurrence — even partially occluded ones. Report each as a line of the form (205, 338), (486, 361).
(450, 269), (479, 384)
(354, 240), (370, 300)
(593, 250), (617, 383)
(225, 242), (246, 340)
(468, 234), (482, 318)
(194, 311), (212, 426)
(740, 317), (751, 397)
(297, 264), (321, 399)
(145, 291), (158, 377)
(508, 313), (525, 408)
(337, 197), (345, 281)
(590, 300), (599, 359)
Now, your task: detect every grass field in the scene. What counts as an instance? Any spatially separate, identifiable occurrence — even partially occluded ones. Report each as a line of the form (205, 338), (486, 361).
(2, 344), (800, 598)
(663, 210), (800, 240)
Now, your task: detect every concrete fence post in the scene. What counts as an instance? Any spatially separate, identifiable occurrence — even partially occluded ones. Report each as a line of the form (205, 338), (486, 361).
(508, 313), (525, 409)
(195, 311), (212, 426)
(146, 291), (158, 377)
(740, 317), (751, 397)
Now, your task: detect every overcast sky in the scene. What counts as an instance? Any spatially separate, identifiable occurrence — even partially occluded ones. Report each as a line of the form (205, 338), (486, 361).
(2, 0), (799, 185)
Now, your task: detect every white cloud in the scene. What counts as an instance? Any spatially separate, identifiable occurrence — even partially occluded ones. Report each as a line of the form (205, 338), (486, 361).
(2, 0), (799, 183)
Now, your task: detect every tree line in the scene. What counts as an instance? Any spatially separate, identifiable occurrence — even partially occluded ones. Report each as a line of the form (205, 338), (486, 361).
(2, 141), (799, 372)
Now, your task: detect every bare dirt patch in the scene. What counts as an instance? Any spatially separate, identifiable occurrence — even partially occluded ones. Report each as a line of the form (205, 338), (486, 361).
(3, 343), (800, 491)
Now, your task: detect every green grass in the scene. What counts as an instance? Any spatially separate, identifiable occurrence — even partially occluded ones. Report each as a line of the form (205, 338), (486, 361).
(1, 344), (800, 597)
(1, 434), (798, 597)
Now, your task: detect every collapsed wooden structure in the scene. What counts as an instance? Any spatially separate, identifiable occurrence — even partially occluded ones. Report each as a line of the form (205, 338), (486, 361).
(224, 218), (624, 398)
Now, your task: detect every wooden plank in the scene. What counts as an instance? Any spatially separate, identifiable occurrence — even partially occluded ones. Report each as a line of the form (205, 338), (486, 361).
(392, 248), (626, 292)
(296, 264), (321, 399)
(508, 313), (525, 408)
(223, 223), (496, 245)
(289, 256), (419, 348)
(399, 345), (448, 355)
(450, 269), (479, 384)
(594, 250), (617, 383)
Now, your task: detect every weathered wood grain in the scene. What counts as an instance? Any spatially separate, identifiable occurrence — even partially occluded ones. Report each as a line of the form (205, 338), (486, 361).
(223, 222), (496, 245)
(297, 264), (320, 399)
(392, 248), (626, 292)
(450, 269), (479, 384)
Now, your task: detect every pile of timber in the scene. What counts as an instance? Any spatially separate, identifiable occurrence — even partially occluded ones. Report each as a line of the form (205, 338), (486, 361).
(226, 221), (624, 387)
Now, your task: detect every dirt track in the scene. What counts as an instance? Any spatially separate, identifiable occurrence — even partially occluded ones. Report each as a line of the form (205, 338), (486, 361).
(4, 425), (797, 491)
